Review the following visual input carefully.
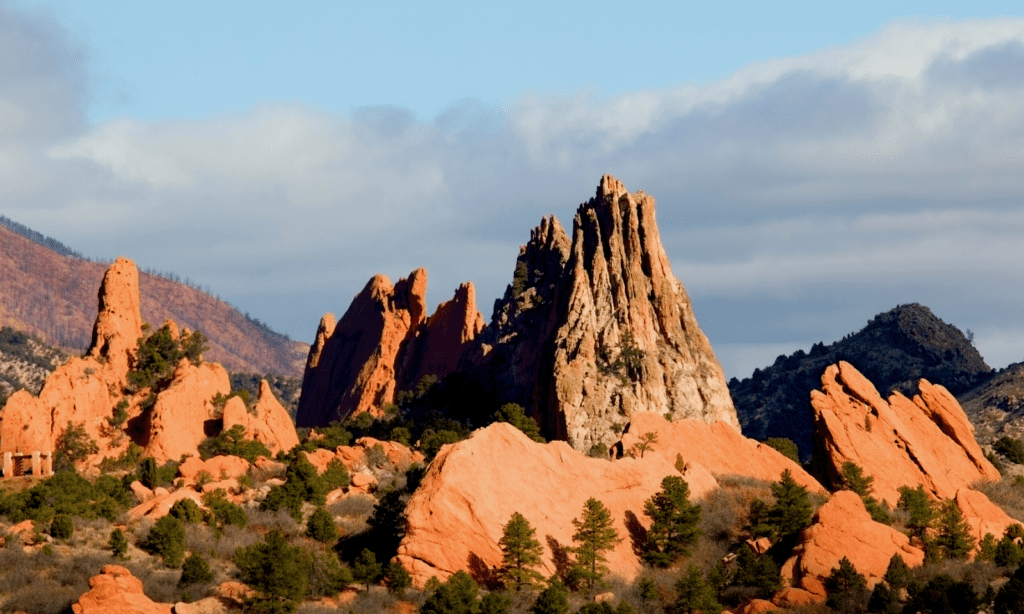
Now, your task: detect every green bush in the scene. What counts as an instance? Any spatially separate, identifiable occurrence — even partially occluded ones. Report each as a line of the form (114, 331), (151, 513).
(764, 438), (800, 463)
(179, 552), (214, 586)
(0, 471), (130, 523)
(492, 403), (544, 442)
(259, 452), (326, 520)
(199, 424), (272, 463)
(897, 485), (934, 537)
(203, 490), (247, 529)
(169, 498), (204, 524)
(994, 436), (1024, 464)
(385, 561), (411, 595)
(53, 422), (98, 473)
(305, 507), (338, 544)
(421, 570), (479, 614)
(531, 578), (569, 614)
(49, 514), (74, 540)
(352, 548), (383, 590)
(109, 528), (128, 559)
(904, 574), (978, 614)
(672, 564), (722, 614)
(146, 516), (186, 567)
(234, 529), (307, 611)
(824, 557), (868, 613)
(321, 458), (350, 491)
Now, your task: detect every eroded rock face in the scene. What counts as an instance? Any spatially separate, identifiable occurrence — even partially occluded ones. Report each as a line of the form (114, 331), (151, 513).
(222, 380), (300, 455)
(0, 257), (142, 457)
(955, 488), (1018, 547)
(296, 268), (485, 426)
(618, 412), (824, 493)
(88, 257), (144, 387)
(811, 361), (1000, 505)
(396, 422), (718, 587)
(475, 176), (738, 451)
(144, 360), (231, 464)
(782, 491), (925, 597)
(71, 565), (173, 614)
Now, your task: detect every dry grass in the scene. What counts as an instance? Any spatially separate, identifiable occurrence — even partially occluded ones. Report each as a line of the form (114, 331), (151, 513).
(0, 548), (109, 613)
(973, 475), (1024, 523)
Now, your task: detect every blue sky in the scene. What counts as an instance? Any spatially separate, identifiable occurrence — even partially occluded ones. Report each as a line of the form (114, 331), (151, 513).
(3, 1), (1024, 380)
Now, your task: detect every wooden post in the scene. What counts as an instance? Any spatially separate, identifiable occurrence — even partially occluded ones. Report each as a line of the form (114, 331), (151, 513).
(2, 453), (10, 478)
(31, 451), (40, 476)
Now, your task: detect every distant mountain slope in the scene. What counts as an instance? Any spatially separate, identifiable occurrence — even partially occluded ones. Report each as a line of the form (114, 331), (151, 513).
(0, 326), (67, 406)
(0, 224), (308, 377)
(958, 362), (1024, 445)
(730, 303), (992, 458)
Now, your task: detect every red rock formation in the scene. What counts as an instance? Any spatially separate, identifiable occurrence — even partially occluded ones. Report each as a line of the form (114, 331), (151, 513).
(955, 488), (1018, 547)
(143, 360), (231, 464)
(396, 422), (718, 587)
(222, 380), (300, 455)
(811, 361), (1000, 505)
(128, 487), (206, 521)
(0, 258), (143, 457)
(619, 412), (824, 493)
(474, 176), (738, 452)
(71, 565), (173, 614)
(178, 455), (251, 485)
(296, 268), (485, 426)
(782, 491), (925, 597)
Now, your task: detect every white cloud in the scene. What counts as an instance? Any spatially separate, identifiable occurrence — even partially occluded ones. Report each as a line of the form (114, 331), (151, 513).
(4, 10), (1024, 371)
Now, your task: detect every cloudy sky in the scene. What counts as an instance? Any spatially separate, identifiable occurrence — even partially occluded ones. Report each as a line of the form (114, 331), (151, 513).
(3, 1), (1024, 380)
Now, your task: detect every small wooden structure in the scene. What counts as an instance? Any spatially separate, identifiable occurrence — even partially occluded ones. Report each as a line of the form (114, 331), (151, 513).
(2, 451), (53, 477)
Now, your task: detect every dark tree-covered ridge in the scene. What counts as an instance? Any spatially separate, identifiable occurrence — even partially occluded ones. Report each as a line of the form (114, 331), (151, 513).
(730, 303), (991, 459)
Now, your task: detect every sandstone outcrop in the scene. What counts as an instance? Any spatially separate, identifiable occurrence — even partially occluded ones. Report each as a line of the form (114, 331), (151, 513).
(396, 422), (718, 587)
(178, 455), (251, 485)
(954, 488), (1019, 546)
(128, 487), (206, 521)
(473, 176), (738, 451)
(618, 412), (824, 493)
(71, 565), (173, 614)
(296, 269), (485, 426)
(87, 257), (144, 387)
(222, 380), (300, 454)
(782, 491), (925, 597)
(811, 361), (1000, 505)
(143, 360), (231, 464)
(0, 258), (143, 458)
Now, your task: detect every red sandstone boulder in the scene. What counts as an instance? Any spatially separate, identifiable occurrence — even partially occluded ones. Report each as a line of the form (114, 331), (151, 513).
(128, 487), (205, 521)
(811, 362), (999, 505)
(955, 488), (1018, 546)
(144, 360), (231, 464)
(71, 565), (172, 614)
(222, 380), (299, 455)
(178, 455), (250, 484)
(619, 412), (824, 493)
(396, 423), (718, 587)
(782, 492), (924, 595)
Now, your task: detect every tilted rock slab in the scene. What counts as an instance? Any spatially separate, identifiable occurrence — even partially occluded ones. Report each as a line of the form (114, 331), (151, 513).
(782, 491), (925, 598)
(476, 176), (738, 452)
(222, 379), (300, 455)
(396, 422), (718, 587)
(811, 361), (1000, 505)
(71, 565), (173, 614)
(618, 412), (824, 493)
(296, 268), (484, 426)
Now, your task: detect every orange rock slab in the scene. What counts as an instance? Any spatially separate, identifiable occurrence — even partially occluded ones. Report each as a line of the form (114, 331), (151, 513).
(144, 360), (230, 464)
(811, 362), (999, 505)
(71, 565), (173, 614)
(619, 412), (824, 493)
(222, 380), (299, 455)
(396, 423), (717, 587)
(782, 492), (924, 595)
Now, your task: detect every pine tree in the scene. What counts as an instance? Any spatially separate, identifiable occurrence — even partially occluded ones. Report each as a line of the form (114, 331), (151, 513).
(352, 548), (383, 590)
(767, 469), (813, 540)
(642, 475), (702, 567)
(109, 528), (128, 559)
(532, 578), (570, 614)
(670, 564), (721, 614)
(499, 512), (545, 590)
(571, 498), (623, 590)
(305, 507), (339, 544)
(897, 485), (934, 537)
(234, 529), (308, 610)
(825, 557), (868, 613)
(936, 499), (975, 559)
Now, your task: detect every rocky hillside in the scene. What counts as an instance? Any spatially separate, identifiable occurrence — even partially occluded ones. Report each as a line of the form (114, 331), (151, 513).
(959, 362), (1024, 445)
(0, 327), (67, 406)
(730, 303), (991, 458)
(296, 176), (738, 451)
(0, 223), (308, 377)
